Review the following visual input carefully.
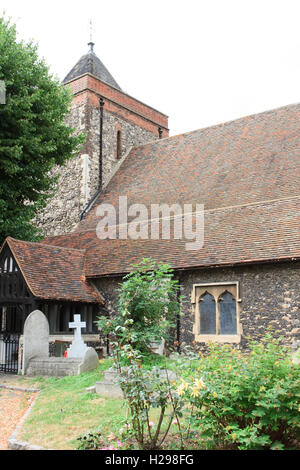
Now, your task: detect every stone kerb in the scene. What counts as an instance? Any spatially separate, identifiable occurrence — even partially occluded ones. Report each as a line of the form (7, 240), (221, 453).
(26, 347), (99, 377)
(22, 310), (49, 375)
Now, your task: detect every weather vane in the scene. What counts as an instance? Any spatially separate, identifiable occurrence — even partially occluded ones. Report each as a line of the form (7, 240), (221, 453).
(88, 19), (95, 52)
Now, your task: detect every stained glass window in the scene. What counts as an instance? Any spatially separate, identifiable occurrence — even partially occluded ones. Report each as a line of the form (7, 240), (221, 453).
(200, 292), (216, 334)
(219, 292), (237, 334)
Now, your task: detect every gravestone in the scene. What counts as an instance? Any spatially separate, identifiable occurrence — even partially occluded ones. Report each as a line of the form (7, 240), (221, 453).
(150, 338), (165, 356)
(23, 310), (99, 377)
(67, 314), (88, 358)
(22, 310), (49, 375)
(95, 367), (178, 398)
(95, 368), (124, 398)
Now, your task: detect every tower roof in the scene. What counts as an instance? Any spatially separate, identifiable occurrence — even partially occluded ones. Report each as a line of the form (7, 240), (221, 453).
(62, 43), (122, 90)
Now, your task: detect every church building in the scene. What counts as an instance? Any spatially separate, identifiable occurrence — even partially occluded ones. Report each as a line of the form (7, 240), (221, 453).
(0, 42), (299, 372)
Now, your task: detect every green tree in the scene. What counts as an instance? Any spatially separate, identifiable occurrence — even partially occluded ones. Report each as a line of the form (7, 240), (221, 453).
(0, 16), (85, 242)
(98, 258), (182, 354)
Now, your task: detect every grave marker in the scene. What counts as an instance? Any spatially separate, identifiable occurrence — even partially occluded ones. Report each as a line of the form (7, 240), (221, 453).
(67, 314), (88, 358)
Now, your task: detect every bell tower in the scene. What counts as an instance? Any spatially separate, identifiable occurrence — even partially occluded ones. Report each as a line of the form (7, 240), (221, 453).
(35, 41), (169, 237)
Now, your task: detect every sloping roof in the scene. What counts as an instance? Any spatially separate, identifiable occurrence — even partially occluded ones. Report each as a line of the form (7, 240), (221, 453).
(62, 49), (121, 90)
(43, 197), (300, 277)
(43, 102), (300, 276)
(78, 103), (300, 230)
(4, 237), (103, 303)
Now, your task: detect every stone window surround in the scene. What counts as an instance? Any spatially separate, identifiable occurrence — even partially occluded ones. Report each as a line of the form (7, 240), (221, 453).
(191, 281), (242, 344)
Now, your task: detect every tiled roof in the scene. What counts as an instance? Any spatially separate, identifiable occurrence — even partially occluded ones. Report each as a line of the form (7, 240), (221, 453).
(44, 197), (300, 277)
(44, 103), (300, 276)
(78, 103), (300, 230)
(62, 49), (121, 90)
(4, 237), (103, 303)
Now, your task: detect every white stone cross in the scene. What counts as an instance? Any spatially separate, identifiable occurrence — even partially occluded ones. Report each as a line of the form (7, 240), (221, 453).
(67, 314), (88, 358)
(69, 314), (86, 341)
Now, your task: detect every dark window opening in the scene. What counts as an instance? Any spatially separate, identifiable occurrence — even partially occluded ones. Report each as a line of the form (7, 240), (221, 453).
(116, 130), (122, 159)
(200, 292), (216, 334)
(219, 291), (237, 334)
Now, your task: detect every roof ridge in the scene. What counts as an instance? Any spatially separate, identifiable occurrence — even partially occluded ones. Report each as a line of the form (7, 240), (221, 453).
(7, 237), (86, 253)
(86, 255), (300, 279)
(128, 101), (300, 150)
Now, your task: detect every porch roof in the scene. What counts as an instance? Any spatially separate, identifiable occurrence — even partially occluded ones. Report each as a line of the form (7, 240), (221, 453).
(1, 237), (104, 304)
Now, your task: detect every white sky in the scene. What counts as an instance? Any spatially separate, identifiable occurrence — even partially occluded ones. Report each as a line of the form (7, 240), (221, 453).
(1, 0), (299, 136)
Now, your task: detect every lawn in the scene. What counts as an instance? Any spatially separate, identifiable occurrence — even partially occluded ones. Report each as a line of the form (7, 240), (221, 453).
(6, 340), (298, 451)
(15, 357), (186, 450)
(15, 359), (130, 449)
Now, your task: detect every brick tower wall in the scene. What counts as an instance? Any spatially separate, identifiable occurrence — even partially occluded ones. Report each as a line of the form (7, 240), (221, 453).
(34, 75), (169, 237)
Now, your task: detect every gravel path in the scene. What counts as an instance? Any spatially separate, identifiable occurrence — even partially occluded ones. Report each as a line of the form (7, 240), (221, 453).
(0, 380), (36, 450)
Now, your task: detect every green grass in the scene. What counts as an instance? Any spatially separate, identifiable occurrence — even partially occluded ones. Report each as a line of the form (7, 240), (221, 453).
(16, 354), (202, 450)
(18, 359), (131, 450)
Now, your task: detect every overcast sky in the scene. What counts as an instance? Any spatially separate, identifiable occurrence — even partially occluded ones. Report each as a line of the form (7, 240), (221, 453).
(2, 0), (299, 136)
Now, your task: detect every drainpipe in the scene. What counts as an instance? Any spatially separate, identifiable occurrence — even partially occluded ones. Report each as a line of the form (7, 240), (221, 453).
(99, 97), (105, 189)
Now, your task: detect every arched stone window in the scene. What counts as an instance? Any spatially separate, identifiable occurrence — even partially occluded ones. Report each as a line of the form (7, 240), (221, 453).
(192, 282), (241, 343)
(219, 291), (237, 335)
(200, 292), (216, 334)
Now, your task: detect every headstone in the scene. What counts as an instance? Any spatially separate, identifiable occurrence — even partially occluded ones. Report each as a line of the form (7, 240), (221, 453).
(95, 368), (124, 398)
(95, 367), (178, 398)
(67, 314), (88, 358)
(79, 347), (99, 374)
(22, 310), (99, 377)
(22, 310), (49, 375)
(150, 338), (165, 356)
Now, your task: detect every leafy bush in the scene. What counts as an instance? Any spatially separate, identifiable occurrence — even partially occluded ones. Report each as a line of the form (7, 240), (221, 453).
(178, 334), (300, 450)
(97, 258), (182, 355)
(115, 346), (184, 450)
(0, 16), (85, 242)
(96, 260), (188, 449)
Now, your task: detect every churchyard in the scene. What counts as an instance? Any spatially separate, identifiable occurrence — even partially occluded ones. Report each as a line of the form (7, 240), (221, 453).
(1, 339), (299, 451)
(0, 8), (299, 454)
(1, 357), (189, 450)
(0, 260), (299, 451)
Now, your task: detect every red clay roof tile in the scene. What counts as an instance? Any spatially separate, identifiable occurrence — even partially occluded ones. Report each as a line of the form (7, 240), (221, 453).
(43, 103), (300, 277)
(4, 237), (103, 303)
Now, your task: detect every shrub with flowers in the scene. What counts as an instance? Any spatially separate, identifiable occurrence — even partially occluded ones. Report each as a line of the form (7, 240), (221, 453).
(178, 333), (300, 450)
(96, 259), (187, 450)
(76, 429), (103, 450)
